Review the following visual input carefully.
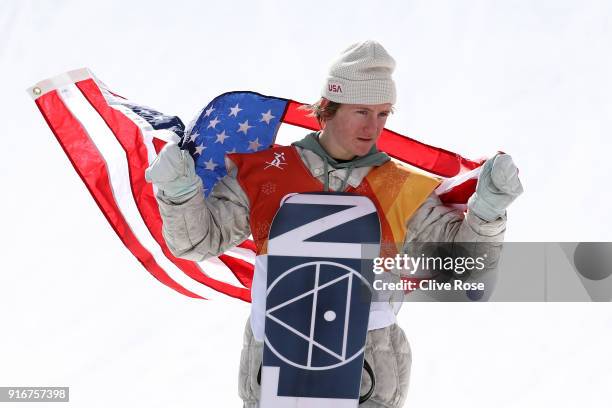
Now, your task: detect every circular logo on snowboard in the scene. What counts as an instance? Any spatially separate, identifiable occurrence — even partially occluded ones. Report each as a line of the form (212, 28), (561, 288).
(265, 261), (372, 371)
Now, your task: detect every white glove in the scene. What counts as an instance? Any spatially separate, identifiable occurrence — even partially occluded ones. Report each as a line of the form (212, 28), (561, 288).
(467, 153), (523, 221)
(144, 142), (202, 202)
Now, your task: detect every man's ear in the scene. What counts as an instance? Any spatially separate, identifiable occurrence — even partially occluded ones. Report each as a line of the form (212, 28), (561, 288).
(320, 98), (330, 109)
(319, 98), (330, 128)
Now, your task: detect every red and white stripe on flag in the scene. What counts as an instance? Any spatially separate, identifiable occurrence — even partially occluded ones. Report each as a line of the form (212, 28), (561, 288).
(28, 68), (484, 302)
(28, 68), (253, 302)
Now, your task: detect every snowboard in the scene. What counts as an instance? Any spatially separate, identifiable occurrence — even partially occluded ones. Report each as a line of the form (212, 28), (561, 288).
(260, 192), (381, 408)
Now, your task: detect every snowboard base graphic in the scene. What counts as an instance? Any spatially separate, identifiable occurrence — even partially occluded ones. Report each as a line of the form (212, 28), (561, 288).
(261, 193), (381, 407)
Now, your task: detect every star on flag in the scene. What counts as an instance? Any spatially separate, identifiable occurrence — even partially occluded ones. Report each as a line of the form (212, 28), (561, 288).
(179, 92), (287, 196)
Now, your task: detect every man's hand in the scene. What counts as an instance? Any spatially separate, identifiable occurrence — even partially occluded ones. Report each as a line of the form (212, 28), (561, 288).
(467, 153), (523, 221)
(145, 142), (202, 202)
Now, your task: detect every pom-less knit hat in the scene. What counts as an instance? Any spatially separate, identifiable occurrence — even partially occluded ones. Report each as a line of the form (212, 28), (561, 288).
(322, 40), (396, 105)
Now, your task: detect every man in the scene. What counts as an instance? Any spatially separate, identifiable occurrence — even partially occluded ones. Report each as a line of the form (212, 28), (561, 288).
(145, 40), (523, 408)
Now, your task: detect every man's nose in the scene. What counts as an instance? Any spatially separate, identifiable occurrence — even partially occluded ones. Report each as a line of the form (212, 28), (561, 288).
(364, 113), (378, 132)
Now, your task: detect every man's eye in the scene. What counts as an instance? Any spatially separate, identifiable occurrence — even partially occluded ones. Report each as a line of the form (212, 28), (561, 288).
(357, 110), (368, 115)
(379, 112), (390, 118)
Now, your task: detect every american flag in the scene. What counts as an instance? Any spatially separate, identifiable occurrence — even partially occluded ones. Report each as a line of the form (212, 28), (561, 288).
(28, 68), (483, 302)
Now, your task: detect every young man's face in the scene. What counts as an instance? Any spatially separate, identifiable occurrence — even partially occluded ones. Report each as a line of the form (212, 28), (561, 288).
(320, 102), (393, 160)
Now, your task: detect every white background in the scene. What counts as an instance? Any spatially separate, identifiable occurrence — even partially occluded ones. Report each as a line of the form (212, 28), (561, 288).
(1, 0), (611, 407)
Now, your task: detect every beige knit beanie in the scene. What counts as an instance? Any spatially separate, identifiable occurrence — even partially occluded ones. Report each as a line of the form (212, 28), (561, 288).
(322, 40), (396, 105)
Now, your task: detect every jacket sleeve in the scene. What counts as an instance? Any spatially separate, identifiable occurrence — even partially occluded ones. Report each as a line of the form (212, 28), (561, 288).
(399, 191), (506, 301)
(154, 166), (251, 262)
(405, 191), (506, 243)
